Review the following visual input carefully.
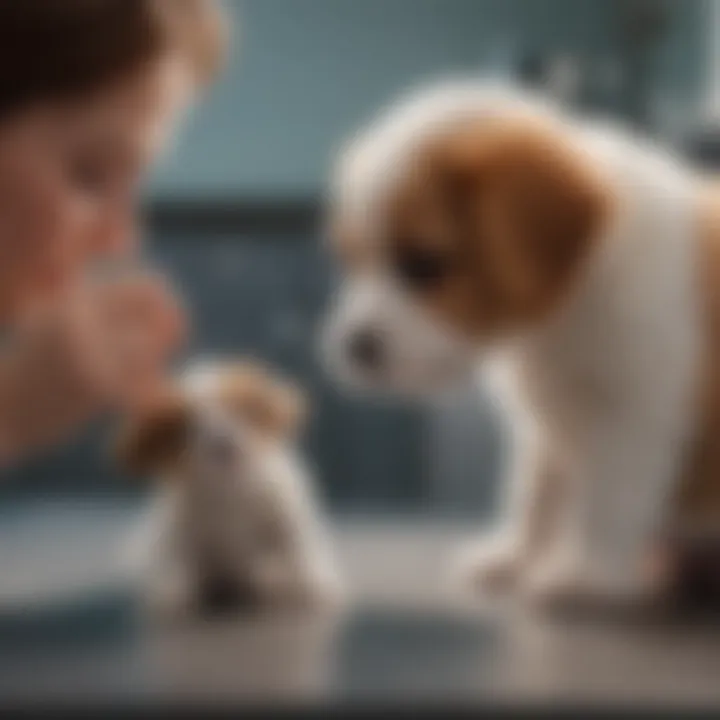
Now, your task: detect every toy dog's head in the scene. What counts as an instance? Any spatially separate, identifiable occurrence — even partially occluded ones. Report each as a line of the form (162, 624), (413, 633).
(115, 359), (306, 482)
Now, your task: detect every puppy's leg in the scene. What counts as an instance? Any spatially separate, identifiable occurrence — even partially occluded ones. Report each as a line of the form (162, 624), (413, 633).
(452, 428), (564, 594)
(524, 410), (684, 611)
(258, 455), (344, 611)
(292, 497), (345, 609)
(273, 514), (345, 612)
(294, 549), (346, 611)
(146, 557), (196, 619)
(123, 494), (197, 620)
(241, 508), (341, 613)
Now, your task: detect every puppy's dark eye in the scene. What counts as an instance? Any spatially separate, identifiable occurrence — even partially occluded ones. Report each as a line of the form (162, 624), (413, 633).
(392, 246), (451, 290)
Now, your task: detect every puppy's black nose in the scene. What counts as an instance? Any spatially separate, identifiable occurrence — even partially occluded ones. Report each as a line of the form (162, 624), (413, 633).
(347, 328), (384, 371)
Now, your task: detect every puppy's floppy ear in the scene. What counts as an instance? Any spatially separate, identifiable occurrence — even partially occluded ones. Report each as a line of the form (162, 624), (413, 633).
(434, 119), (613, 323)
(114, 394), (192, 477)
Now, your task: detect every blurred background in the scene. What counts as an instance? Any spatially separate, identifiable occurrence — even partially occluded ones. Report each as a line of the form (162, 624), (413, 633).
(2, 0), (720, 707)
(4, 0), (714, 513)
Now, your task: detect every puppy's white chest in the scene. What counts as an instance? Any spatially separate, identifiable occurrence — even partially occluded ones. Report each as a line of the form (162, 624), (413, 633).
(485, 149), (701, 469)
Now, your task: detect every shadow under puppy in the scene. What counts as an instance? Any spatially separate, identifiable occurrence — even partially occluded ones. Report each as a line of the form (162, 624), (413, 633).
(115, 360), (343, 619)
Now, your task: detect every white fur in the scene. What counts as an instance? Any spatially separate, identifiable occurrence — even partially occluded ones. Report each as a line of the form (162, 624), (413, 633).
(321, 273), (477, 397)
(322, 79), (703, 608)
(332, 78), (559, 240)
(122, 364), (343, 618)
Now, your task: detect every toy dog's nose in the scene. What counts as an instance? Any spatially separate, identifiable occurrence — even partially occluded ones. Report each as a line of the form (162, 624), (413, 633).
(347, 328), (385, 371)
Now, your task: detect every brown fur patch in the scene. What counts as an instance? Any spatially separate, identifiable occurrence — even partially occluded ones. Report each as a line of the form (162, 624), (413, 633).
(335, 116), (614, 340)
(113, 362), (307, 479)
(215, 362), (307, 438)
(114, 392), (191, 477)
(674, 184), (720, 528)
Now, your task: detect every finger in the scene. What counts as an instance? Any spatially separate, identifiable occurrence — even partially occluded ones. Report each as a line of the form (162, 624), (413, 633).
(97, 271), (181, 325)
(13, 280), (86, 332)
(113, 359), (178, 413)
(120, 376), (180, 415)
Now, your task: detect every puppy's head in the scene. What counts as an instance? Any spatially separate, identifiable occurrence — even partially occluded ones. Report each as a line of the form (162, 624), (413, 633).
(322, 82), (613, 397)
(115, 361), (307, 480)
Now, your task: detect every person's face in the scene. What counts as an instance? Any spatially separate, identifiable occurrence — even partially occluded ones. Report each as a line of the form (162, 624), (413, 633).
(0, 57), (192, 322)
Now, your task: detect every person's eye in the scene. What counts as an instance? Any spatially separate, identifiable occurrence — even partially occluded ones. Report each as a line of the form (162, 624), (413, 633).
(66, 149), (132, 199)
(67, 155), (115, 196)
(391, 244), (452, 291)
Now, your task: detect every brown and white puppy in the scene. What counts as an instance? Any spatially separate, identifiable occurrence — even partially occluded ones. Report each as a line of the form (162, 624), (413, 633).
(321, 79), (720, 611)
(115, 359), (343, 619)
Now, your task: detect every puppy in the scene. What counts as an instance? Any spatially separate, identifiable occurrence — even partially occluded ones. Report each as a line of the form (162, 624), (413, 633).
(321, 78), (720, 611)
(115, 360), (343, 619)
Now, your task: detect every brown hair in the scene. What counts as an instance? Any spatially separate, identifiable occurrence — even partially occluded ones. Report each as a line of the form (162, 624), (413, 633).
(0, 0), (227, 119)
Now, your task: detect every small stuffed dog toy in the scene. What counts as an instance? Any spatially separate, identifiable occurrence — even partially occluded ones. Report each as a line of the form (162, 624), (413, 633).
(115, 359), (343, 619)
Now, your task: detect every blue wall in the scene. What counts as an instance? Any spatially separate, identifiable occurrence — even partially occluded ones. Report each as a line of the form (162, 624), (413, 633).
(151, 0), (617, 198)
(148, 0), (714, 198)
(625, 0), (710, 137)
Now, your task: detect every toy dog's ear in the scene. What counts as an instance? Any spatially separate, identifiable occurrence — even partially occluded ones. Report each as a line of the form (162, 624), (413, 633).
(221, 363), (309, 439)
(114, 393), (192, 477)
(271, 380), (308, 437)
(239, 379), (309, 439)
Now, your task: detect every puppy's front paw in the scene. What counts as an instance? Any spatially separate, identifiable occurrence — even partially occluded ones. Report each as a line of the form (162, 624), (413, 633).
(450, 535), (525, 596)
(523, 554), (589, 612)
(523, 552), (650, 615)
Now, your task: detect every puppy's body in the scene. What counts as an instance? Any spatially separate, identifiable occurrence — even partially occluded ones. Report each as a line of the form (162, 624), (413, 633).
(476, 129), (701, 600)
(322, 80), (720, 608)
(682, 183), (720, 527)
(119, 361), (342, 618)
